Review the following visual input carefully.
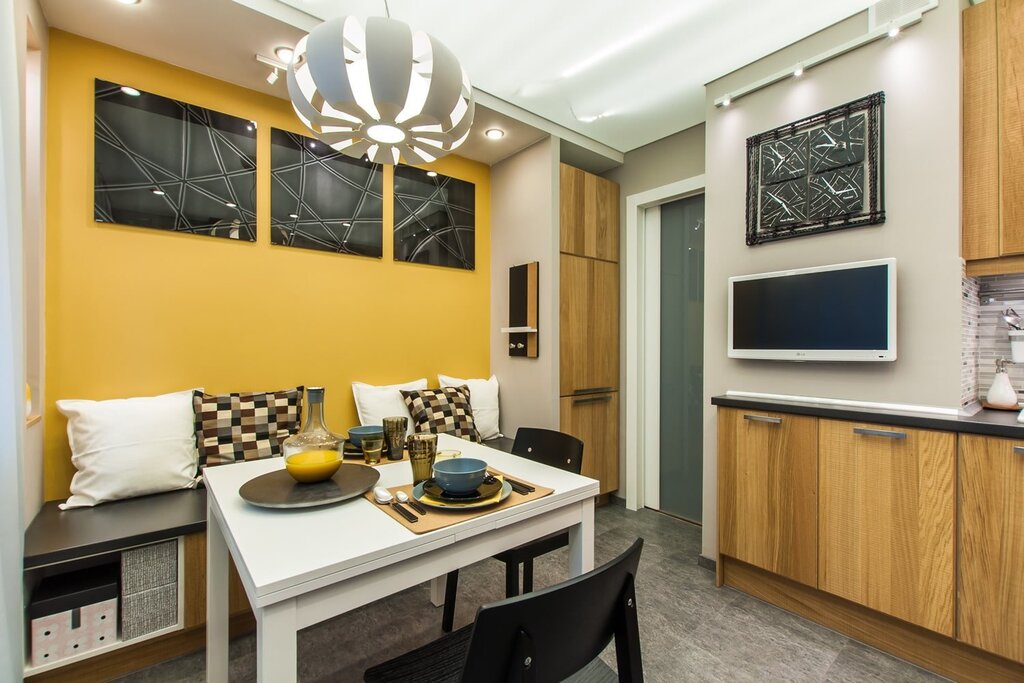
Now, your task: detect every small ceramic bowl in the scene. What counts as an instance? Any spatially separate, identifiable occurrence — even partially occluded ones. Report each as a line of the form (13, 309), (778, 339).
(432, 457), (487, 494)
(285, 450), (341, 484)
(348, 425), (384, 448)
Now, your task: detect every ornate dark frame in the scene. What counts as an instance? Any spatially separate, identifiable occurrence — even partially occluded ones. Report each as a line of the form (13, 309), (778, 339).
(745, 91), (885, 246)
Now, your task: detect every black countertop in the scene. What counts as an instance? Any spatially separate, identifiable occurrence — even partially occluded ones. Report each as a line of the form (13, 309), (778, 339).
(711, 395), (1024, 440)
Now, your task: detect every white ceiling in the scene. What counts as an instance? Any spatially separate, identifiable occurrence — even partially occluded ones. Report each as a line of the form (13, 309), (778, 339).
(41, 0), (879, 161)
(250, 0), (880, 152)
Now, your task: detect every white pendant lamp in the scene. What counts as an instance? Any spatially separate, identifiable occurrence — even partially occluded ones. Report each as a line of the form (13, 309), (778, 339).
(287, 14), (475, 166)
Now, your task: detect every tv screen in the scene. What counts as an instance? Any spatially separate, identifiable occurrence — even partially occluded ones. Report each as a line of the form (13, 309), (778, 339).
(728, 259), (896, 361)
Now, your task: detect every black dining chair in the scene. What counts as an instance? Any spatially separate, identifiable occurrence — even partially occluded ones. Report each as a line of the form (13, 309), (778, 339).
(365, 538), (644, 683)
(441, 427), (585, 632)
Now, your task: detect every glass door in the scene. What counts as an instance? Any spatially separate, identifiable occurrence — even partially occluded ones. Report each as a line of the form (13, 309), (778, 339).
(658, 194), (704, 522)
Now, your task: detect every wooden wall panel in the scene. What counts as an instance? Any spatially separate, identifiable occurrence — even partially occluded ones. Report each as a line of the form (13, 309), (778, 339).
(559, 164), (586, 255)
(818, 421), (955, 636)
(959, 435), (1024, 663)
(718, 408), (817, 587)
(963, 0), (1000, 260)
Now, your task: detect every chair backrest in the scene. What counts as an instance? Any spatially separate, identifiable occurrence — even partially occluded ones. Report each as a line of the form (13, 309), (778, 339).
(459, 538), (645, 683)
(512, 427), (584, 475)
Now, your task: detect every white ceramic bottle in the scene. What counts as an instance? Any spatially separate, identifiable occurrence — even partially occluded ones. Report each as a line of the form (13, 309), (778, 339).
(987, 358), (1019, 409)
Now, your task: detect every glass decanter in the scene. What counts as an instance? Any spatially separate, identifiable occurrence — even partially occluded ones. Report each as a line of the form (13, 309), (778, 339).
(282, 386), (343, 457)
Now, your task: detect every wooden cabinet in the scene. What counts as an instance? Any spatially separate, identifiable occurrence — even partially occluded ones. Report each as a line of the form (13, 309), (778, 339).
(560, 392), (619, 495)
(718, 408), (817, 587)
(559, 253), (619, 395)
(559, 163), (619, 262)
(962, 0), (1024, 273)
(958, 435), (1024, 663)
(817, 420), (955, 636)
(559, 164), (620, 495)
(183, 532), (251, 628)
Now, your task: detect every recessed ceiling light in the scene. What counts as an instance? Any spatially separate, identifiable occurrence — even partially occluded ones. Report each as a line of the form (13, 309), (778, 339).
(115, 0), (141, 5)
(151, 188), (165, 196)
(120, 86), (141, 96)
(888, 26), (900, 38)
(484, 128), (505, 140)
(225, 202), (237, 208)
(426, 171), (438, 177)
(274, 46), (295, 64)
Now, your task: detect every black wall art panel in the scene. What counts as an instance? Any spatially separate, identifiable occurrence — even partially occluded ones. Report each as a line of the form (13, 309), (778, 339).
(270, 129), (384, 257)
(393, 166), (475, 270)
(94, 79), (257, 240)
(746, 92), (885, 246)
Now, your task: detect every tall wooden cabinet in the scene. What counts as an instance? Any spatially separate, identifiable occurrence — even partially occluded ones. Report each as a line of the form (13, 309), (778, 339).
(559, 164), (620, 495)
(818, 420), (955, 636)
(717, 408), (817, 587)
(962, 0), (1024, 274)
(958, 434), (1024, 663)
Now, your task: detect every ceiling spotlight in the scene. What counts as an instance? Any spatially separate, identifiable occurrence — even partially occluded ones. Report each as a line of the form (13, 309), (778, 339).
(722, 96), (732, 107)
(267, 69), (279, 85)
(793, 65), (804, 77)
(274, 46), (295, 64)
(484, 128), (505, 140)
(151, 189), (165, 196)
(225, 202), (237, 208)
(120, 86), (141, 96)
(426, 171), (438, 177)
(888, 25), (900, 38)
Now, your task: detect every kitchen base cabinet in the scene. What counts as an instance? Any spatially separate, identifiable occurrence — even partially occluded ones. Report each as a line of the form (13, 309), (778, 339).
(959, 434), (1024, 664)
(718, 408), (817, 587)
(818, 420), (955, 636)
(560, 392), (618, 495)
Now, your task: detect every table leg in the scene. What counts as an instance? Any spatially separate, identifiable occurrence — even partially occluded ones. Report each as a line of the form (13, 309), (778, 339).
(568, 496), (595, 577)
(429, 575), (446, 607)
(257, 599), (297, 683)
(206, 505), (229, 683)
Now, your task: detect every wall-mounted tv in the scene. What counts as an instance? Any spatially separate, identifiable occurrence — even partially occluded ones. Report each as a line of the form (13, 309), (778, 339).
(728, 258), (896, 362)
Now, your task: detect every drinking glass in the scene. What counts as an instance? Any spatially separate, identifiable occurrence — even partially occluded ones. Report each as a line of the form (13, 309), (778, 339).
(361, 435), (385, 465)
(407, 433), (438, 484)
(382, 416), (408, 461)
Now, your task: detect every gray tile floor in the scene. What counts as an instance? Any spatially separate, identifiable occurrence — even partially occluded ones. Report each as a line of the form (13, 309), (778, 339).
(116, 503), (944, 682)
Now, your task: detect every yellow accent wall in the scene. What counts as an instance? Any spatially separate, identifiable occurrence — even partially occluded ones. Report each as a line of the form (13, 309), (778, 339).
(44, 31), (491, 500)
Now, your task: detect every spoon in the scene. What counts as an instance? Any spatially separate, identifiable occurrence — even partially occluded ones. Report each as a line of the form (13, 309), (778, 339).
(373, 487), (417, 523)
(396, 490), (427, 515)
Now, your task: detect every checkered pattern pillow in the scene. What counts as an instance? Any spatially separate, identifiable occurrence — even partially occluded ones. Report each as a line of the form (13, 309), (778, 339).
(400, 386), (481, 443)
(193, 387), (303, 467)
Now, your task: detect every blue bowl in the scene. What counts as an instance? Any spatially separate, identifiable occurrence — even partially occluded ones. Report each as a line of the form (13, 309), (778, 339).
(348, 425), (384, 448)
(432, 457), (487, 494)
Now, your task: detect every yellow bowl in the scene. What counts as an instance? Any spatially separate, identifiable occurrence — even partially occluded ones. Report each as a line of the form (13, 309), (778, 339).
(285, 449), (342, 484)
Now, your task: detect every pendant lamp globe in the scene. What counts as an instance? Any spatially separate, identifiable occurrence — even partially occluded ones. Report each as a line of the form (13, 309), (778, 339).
(286, 15), (475, 166)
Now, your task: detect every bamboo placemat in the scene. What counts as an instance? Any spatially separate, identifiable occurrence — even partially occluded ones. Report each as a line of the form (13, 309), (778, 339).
(364, 470), (553, 534)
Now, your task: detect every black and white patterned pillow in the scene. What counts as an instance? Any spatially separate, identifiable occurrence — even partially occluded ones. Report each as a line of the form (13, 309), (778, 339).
(193, 387), (303, 467)
(400, 386), (481, 443)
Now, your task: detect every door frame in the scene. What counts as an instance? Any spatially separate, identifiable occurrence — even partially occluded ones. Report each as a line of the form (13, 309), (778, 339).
(623, 175), (705, 512)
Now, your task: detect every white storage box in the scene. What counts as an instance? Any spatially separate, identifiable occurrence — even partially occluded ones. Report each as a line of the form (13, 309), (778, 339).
(29, 564), (119, 667)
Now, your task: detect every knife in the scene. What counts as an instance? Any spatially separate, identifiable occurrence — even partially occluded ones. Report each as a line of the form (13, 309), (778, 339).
(391, 501), (418, 523)
(405, 498), (428, 515)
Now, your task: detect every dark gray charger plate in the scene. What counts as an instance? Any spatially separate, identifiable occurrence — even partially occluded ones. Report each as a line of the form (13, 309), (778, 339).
(239, 464), (380, 509)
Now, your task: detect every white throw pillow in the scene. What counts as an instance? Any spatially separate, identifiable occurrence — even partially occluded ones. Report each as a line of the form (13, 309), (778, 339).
(352, 379), (427, 435)
(438, 374), (501, 440)
(56, 390), (200, 509)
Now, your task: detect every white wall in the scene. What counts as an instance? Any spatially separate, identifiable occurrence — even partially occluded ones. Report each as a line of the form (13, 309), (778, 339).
(701, 1), (965, 558)
(490, 137), (562, 435)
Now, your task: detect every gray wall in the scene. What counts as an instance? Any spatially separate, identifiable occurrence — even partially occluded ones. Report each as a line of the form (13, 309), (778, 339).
(490, 137), (562, 434)
(701, 1), (965, 557)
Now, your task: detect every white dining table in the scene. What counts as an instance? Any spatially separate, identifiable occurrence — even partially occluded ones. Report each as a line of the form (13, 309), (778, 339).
(204, 433), (600, 682)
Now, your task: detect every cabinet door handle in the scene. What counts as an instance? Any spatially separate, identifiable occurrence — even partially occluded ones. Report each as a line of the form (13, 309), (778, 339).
(743, 414), (782, 424)
(573, 395), (613, 405)
(853, 427), (907, 440)
(573, 387), (614, 396)
(1013, 446), (1024, 456)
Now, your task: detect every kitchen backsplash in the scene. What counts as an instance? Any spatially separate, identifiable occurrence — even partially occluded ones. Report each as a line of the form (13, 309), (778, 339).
(963, 270), (1024, 407)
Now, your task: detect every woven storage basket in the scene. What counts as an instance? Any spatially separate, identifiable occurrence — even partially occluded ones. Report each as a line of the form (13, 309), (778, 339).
(121, 540), (177, 594)
(121, 583), (177, 641)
